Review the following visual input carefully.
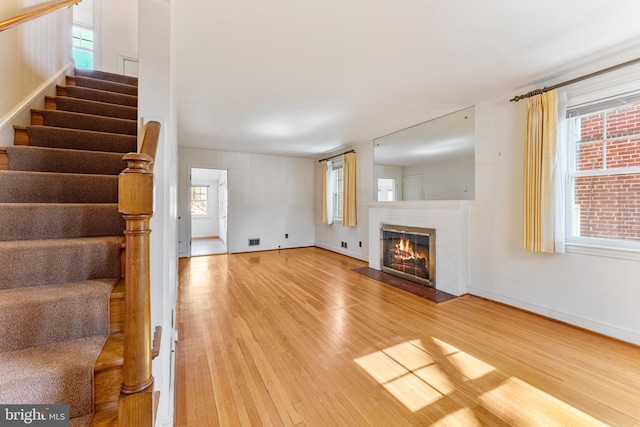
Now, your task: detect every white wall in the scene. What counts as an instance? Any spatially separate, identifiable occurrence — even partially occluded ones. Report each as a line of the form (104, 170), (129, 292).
(178, 148), (316, 256)
(0, 1), (73, 145)
(314, 141), (374, 261)
(470, 94), (640, 345)
(191, 179), (220, 238)
(138, 0), (177, 425)
(97, 0), (137, 73)
(402, 155), (475, 200)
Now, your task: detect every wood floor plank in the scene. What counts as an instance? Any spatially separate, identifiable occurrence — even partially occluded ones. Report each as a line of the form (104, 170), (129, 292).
(175, 247), (640, 426)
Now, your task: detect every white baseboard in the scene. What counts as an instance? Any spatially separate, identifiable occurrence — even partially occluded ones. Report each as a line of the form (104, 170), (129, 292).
(314, 242), (369, 262)
(228, 242), (316, 254)
(0, 61), (74, 146)
(468, 286), (640, 346)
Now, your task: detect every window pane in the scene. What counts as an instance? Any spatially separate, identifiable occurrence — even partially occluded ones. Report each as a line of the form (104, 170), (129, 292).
(191, 186), (208, 215)
(605, 103), (640, 140)
(333, 167), (344, 218)
(575, 114), (604, 171)
(606, 136), (640, 169)
(73, 48), (93, 69)
(571, 173), (640, 241)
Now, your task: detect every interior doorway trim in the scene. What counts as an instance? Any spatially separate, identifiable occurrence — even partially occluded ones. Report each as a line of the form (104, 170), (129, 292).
(188, 166), (229, 257)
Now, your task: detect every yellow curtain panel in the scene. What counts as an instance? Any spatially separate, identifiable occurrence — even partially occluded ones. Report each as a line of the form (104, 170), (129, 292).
(320, 160), (328, 224)
(343, 152), (357, 227)
(524, 89), (558, 253)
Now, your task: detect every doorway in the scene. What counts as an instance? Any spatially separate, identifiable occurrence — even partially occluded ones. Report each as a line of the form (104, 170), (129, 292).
(190, 168), (228, 256)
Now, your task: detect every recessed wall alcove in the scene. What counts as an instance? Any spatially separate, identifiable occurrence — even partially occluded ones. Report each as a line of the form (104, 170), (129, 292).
(367, 201), (471, 296)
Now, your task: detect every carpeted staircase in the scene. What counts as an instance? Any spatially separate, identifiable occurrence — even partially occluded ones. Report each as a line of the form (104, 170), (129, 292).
(0, 69), (138, 426)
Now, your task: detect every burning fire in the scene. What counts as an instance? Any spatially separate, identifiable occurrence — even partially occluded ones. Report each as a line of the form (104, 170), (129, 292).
(383, 234), (430, 282)
(395, 238), (425, 262)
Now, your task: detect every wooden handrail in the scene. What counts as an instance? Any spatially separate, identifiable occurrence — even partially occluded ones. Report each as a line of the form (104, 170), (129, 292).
(0, 0), (82, 33)
(118, 121), (161, 398)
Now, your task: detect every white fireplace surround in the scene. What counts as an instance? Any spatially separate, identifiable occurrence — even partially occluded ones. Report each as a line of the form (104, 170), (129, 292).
(367, 201), (471, 296)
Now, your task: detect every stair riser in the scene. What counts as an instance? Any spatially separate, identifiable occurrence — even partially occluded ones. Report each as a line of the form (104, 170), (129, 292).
(34, 110), (137, 136)
(68, 76), (138, 97)
(58, 85), (138, 108)
(0, 172), (118, 204)
(0, 204), (124, 241)
(6, 146), (127, 176)
(0, 281), (114, 352)
(75, 68), (138, 86)
(12, 127), (28, 145)
(17, 126), (137, 153)
(0, 337), (105, 419)
(110, 298), (124, 334)
(95, 367), (123, 412)
(0, 150), (7, 170)
(0, 237), (123, 290)
(46, 96), (138, 121)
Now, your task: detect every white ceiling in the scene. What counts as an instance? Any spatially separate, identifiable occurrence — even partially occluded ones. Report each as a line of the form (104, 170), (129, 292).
(174, 0), (640, 159)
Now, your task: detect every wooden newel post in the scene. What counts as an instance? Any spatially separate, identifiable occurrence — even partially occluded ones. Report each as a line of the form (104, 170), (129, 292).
(119, 152), (154, 395)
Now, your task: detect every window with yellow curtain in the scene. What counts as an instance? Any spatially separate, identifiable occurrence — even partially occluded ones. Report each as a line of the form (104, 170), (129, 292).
(524, 90), (558, 253)
(343, 152), (357, 227)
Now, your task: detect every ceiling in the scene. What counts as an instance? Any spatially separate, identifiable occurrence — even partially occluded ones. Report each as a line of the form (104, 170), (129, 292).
(174, 0), (640, 159)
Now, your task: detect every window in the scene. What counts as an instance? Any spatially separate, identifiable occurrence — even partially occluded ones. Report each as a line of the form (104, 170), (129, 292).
(72, 24), (94, 69)
(191, 186), (209, 216)
(332, 166), (344, 220)
(566, 99), (640, 248)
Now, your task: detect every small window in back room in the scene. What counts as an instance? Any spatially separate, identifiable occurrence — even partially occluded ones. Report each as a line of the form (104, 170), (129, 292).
(191, 186), (209, 216)
(72, 24), (94, 69)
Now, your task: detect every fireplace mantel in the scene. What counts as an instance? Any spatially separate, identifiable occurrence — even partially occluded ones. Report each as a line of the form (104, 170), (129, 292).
(368, 201), (471, 296)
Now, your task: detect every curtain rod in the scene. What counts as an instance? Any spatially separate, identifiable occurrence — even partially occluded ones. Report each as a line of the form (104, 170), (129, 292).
(510, 56), (640, 102)
(317, 149), (355, 163)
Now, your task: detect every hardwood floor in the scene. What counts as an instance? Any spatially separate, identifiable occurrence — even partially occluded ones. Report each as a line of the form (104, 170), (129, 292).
(192, 237), (227, 256)
(175, 247), (640, 426)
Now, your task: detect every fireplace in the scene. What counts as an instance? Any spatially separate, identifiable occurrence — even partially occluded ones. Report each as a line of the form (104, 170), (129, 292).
(380, 224), (435, 287)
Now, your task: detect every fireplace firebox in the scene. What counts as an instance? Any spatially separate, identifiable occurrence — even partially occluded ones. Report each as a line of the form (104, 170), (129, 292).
(380, 224), (435, 287)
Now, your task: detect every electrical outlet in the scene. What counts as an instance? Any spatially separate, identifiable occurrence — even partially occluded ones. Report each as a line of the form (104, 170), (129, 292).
(285, 233), (288, 239)
(359, 241), (362, 247)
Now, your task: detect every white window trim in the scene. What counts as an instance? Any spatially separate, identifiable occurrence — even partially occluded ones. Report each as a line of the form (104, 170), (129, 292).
(560, 64), (640, 260)
(191, 185), (210, 218)
(565, 241), (640, 261)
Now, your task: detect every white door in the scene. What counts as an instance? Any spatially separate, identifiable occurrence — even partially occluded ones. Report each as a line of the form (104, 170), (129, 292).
(403, 175), (423, 201)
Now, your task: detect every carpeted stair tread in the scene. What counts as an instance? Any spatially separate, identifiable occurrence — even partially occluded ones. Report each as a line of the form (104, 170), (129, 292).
(0, 203), (124, 241)
(36, 110), (137, 136)
(0, 335), (106, 419)
(75, 68), (138, 87)
(72, 75), (137, 97)
(6, 146), (127, 175)
(59, 85), (137, 107)
(50, 96), (137, 120)
(0, 171), (118, 203)
(0, 279), (116, 352)
(0, 236), (123, 289)
(23, 126), (137, 153)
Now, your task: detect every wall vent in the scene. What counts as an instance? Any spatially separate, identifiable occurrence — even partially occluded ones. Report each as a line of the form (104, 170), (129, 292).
(248, 238), (260, 247)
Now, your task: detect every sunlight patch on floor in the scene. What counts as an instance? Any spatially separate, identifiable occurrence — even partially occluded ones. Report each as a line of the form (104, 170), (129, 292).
(355, 337), (609, 425)
(432, 408), (483, 426)
(479, 377), (609, 427)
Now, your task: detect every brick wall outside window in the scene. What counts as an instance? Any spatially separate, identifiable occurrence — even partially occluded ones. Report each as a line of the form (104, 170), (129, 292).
(573, 103), (640, 241)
